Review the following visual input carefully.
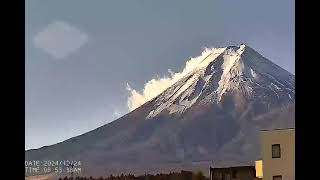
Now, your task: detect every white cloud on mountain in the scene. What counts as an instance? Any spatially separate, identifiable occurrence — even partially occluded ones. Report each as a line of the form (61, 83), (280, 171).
(126, 48), (215, 111)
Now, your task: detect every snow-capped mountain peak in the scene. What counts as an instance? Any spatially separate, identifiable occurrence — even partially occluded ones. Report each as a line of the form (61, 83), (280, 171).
(146, 44), (294, 118)
(26, 44), (294, 177)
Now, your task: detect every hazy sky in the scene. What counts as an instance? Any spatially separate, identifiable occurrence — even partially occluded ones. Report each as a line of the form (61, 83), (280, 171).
(26, 0), (295, 150)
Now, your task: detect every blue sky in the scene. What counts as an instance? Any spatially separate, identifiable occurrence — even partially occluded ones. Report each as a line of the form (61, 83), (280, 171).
(26, 0), (294, 150)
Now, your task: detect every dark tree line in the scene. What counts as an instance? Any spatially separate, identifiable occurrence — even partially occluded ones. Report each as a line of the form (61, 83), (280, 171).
(58, 170), (207, 180)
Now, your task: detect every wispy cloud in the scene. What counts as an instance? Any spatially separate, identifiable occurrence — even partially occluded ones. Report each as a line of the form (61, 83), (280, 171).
(112, 107), (127, 119)
(33, 20), (88, 59)
(126, 48), (215, 111)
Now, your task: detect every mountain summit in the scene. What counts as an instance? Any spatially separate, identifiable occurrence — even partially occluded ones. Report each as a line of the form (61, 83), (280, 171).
(145, 44), (294, 119)
(26, 44), (295, 177)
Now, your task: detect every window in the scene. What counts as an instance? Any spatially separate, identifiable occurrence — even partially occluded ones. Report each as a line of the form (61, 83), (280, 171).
(273, 175), (282, 180)
(272, 144), (281, 158)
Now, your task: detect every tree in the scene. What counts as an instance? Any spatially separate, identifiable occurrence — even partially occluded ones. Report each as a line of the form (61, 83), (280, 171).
(193, 171), (205, 180)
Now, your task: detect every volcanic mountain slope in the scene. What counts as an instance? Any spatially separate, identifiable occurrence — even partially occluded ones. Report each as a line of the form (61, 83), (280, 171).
(25, 44), (295, 177)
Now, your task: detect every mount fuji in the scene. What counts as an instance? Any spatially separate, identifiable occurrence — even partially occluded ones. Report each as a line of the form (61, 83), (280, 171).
(25, 44), (295, 177)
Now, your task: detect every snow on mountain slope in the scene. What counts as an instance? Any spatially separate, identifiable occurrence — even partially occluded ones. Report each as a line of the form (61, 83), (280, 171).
(25, 44), (295, 177)
(146, 44), (294, 118)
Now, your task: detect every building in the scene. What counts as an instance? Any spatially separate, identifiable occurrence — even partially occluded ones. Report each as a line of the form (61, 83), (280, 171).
(256, 128), (295, 180)
(209, 166), (256, 180)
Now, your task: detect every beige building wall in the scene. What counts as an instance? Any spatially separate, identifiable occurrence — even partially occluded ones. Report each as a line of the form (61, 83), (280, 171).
(260, 128), (295, 180)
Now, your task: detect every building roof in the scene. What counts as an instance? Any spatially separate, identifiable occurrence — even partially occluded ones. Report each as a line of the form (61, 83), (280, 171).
(209, 165), (255, 170)
(261, 127), (295, 132)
